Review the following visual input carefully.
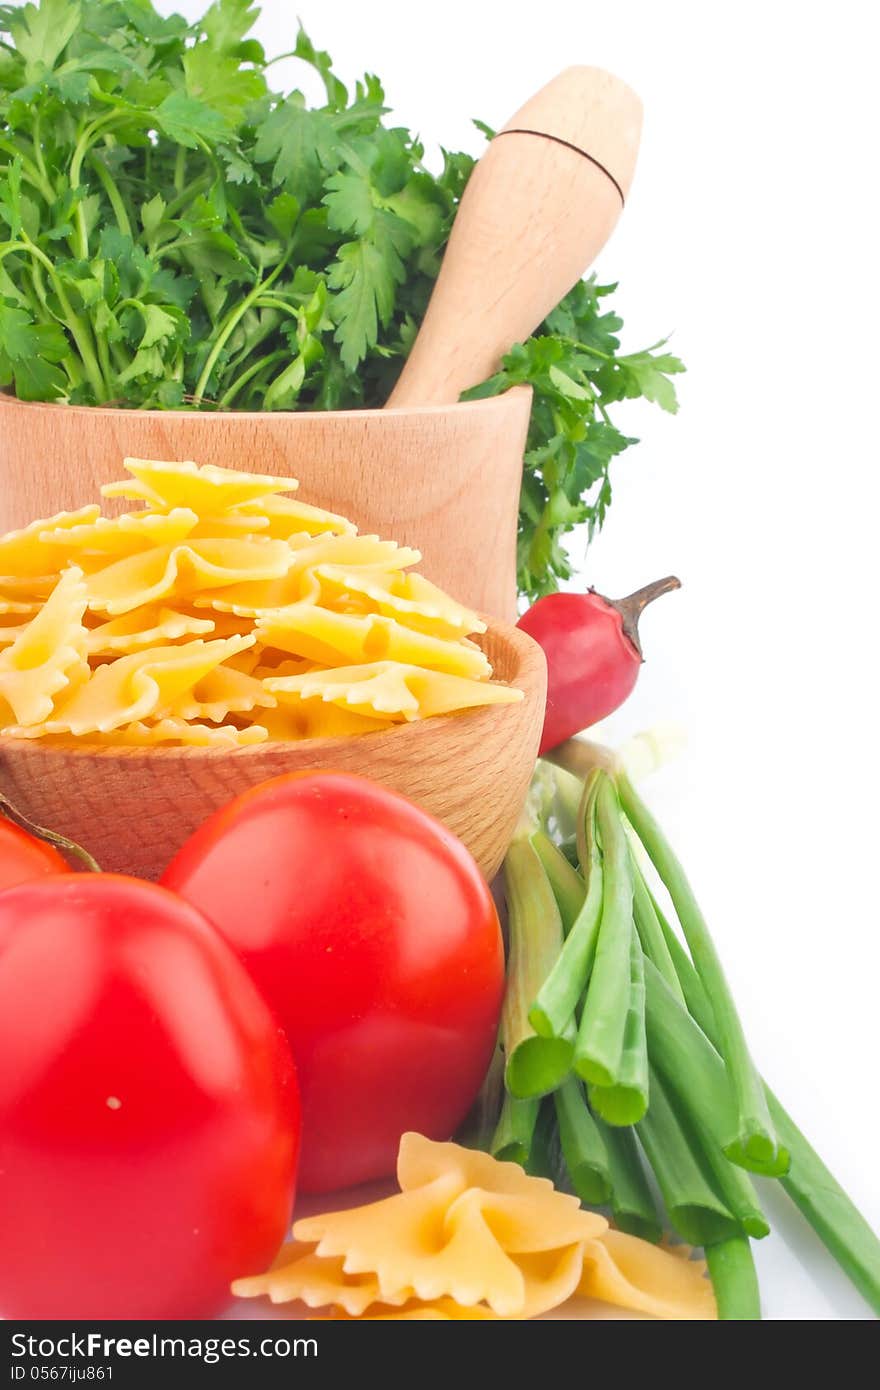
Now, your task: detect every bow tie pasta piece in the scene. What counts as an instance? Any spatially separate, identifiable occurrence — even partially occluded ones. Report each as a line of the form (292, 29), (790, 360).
(345, 1299), (502, 1321)
(0, 618), (30, 647)
(266, 662), (522, 722)
(187, 513), (271, 539)
(16, 635), (255, 737)
(258, 701), (394, 741)
(102, 459), (299, 514)
(196, 538), (423, 617)
(0, 507), (100, 579)
(110, 719), (268, 748)
(38, 509), (200, 561)
(0, 576), (60, 614)
(86, 607), (216, 656)
(232, 494), (356, 540)
(85, 539), (295, 616)
(0, 568), (89, 727)
(170, 664), (276, 723)
(256, 603), (492, 679)
(313, 567), (485, 640)
(579, 1231), (716, 1321)
(234, 1133), (716, 1322)
(233, 1246), (413, 1317)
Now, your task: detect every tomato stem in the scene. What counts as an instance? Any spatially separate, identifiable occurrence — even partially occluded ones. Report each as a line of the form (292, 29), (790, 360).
(0, 792), (102, 873)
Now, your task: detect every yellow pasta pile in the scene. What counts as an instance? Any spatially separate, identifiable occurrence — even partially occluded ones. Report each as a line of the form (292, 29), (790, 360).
(233, 1134), (717, 1321)
(0, 459), (521, 747)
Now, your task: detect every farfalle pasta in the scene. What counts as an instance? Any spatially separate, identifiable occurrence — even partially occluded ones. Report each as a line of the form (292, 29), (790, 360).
(232, 1133), (716, 1321)
(0, 458), (521, 747)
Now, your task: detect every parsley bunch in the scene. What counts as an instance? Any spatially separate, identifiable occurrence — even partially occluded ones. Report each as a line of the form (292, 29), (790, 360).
(0, 0), (684, 597)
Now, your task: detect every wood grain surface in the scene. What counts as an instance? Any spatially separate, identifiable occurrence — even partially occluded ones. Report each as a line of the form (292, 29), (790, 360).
(388, 66), (642, 407)
(0, 619), (546, 883)
(0, 386), (532, 620)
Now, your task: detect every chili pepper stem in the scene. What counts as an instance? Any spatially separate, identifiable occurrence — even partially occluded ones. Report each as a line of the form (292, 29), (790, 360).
(605, 575), (681, 658)
(0, 792), (101, 873)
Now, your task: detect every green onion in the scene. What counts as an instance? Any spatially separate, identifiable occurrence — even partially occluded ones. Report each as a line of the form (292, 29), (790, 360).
(588, 929), (649, 1125)
(530, 830), (586, 932)
(705, 1237), (762, 1320)
(654, 919), (880, 1312)
(636, 1069), (740, 1247)
(530, 786), (603, 1039)
(525, 1100), (565, 1184)
(618, 772), (788, 1177)
(574, 776), (633, 1086)
(491, 1092), (540, 1165)
(594, 1119), (662, 1244)
(630, 852), (685, 1003)
(554, 1076), (611, 1205)
(501, 838), (574, 1098)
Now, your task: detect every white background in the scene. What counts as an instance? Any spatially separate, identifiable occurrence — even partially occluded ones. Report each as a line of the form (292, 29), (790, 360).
(165, 0), (880, 1318)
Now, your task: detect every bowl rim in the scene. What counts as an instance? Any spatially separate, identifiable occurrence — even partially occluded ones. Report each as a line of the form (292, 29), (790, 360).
(0, 617), (546, 763)
(0, 383), (533, 425)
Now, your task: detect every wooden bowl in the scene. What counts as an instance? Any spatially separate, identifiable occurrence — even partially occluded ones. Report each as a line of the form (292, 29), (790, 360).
(0, 619), (546, 883)
(0, 388), (532, 621)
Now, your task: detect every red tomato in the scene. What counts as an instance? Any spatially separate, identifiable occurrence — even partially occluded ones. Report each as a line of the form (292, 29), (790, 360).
(163, 772), (504, 1193)
(0, 874), (300, 1320)
(0, 819), (67, 892)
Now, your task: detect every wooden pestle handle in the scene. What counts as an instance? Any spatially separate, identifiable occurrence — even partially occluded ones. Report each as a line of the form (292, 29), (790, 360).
(386, 67), (642, 408)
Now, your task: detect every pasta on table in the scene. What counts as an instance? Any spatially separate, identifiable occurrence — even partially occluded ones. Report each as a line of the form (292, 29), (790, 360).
(0, 459), (521, 746)
(233, 1133), (717, 1320)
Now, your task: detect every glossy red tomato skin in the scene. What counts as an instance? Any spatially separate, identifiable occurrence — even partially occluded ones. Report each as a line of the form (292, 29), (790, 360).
(0, 819), (67, 893)
(0, 875), (300, 1320)
(163, 772), (505, 1193)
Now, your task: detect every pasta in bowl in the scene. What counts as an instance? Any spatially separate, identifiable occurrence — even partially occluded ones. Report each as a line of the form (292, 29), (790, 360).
(0, 459), (546, 880)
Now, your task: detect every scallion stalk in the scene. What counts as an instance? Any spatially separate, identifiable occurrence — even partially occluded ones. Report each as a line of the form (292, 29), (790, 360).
(653, 914), (880, 1312)
(531, 830), (586, 932)
(588, 928), (649, 1125)
(530, 784), (602, 1039)
(705, 1237), (762, 1320)
(618, 771), (788, 1176)
(636, 1069), (740, 1247)
(554, 1075), (612, 1205)
(501, 838), (574, 1097)
(574, 776), (633, 1086)
(491, 1092), (540, 1166)
(594, 1118), (662, 1244)
(630, 852), (686, 1003)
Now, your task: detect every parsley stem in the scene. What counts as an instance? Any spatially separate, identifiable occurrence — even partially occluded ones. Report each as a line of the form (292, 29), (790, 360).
(0, 138), (54, 203)
(218, 351), (288, 408)
(88, 155), (132, 240)
(194, 257), (290, 401)
(2, 238), (107, 401)
(30, 113), (48, 186)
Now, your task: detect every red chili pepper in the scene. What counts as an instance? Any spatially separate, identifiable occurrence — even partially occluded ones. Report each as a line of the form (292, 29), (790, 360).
(518, 576), (681, 754)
